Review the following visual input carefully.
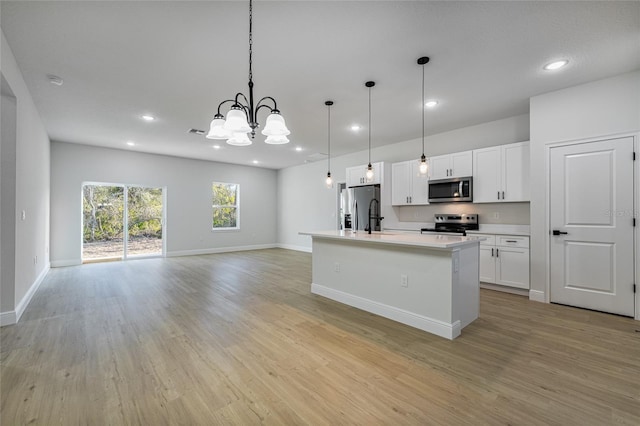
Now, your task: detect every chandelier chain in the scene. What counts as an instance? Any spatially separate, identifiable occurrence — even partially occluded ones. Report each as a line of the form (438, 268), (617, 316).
(249, 0), (253, 82)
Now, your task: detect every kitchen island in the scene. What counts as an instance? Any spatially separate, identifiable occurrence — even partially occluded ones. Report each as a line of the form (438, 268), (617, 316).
(299, 230), (481, 339)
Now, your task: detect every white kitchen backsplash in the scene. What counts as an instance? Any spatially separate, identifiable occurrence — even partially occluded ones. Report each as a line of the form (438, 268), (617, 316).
(395, 202), (530, 225)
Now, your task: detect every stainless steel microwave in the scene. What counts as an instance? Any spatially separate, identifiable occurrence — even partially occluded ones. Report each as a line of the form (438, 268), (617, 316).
(428, 177), (473, 203)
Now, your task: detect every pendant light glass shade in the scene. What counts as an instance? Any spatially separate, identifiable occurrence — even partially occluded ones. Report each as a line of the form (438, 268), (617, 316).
(206, 116), (231, 140)
(325, 172), (333, 188)
(224, 107), (252, 133)
(226, 132), (252, 146)
(419, 156), (428, 174)
(261, 112), (291, 137)
(418, 154), (429, 175)
(365, 164), (374, 180)
(264, 134), (290, 145)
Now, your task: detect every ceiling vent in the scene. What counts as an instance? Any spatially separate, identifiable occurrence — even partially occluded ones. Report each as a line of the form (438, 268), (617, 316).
(305, 153), (328, 163)
(188, 128), (205, 135)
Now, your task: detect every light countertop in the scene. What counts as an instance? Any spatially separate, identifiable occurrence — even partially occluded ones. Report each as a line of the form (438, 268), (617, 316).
(466, 224), (530, 236)
(384, 224), (530, 237)
(299, 230), (482, 249)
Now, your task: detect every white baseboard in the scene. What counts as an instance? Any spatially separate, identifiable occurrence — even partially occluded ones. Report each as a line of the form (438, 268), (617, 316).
(529, 290), (546, 303)
(0, 311), (16, 327)
(311, 283), (460, 340)
(167, 244), (277, 257)
(480, 282), (529, 296)
(51, 258), (81, 267)
(277, 243), (312, 253)
(1, 264), (50, 326)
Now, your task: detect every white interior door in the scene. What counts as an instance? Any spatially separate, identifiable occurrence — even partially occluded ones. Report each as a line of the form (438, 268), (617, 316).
(549, 137), (635, 316)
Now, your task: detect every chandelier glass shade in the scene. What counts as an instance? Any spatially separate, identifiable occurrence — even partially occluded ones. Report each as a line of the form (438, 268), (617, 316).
(205, 0), (290, 146)
(264, 134), (290, 145)
(226, 132), (253, 146)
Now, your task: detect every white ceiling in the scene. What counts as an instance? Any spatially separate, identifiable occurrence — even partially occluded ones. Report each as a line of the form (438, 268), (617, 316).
(2, 1), (639, 170)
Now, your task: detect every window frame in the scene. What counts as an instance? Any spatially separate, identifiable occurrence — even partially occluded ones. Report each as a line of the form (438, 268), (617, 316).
(211, 181), (240, 231)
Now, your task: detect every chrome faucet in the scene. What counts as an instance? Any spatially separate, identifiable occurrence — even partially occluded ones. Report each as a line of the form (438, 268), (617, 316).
(367, 198), (384, 234)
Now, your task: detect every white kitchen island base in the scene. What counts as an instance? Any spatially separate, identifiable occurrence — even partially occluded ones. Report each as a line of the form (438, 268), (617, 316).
(301, 231), (481, 340)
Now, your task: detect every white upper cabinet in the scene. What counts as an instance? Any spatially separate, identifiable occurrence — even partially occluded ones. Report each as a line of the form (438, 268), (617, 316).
(346, 162), (383, 187)
(391, 160), (429, 205)
(429, 150), (473, 180)
(473, 141), (530, 202)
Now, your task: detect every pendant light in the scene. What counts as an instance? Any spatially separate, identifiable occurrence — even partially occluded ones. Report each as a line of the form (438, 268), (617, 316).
(417, 56), (430, 174)
(325, 100), (334, 188)
(365, 81), (375, 181)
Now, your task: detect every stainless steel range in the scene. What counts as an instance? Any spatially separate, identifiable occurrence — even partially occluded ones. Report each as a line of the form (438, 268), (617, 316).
(420, 214), (478, 236)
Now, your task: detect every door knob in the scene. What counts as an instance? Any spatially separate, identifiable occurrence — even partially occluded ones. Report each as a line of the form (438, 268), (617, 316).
(552, 230), (568, 236)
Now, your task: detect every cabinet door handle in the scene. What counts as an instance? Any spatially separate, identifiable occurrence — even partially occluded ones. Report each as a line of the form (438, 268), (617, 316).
(496, 248), (499, 257)
(491, 248), (494, 257)
(497, 191), (500, 200)
(502, 191), (505, 199)
(409, 196), (412, 203)
(505, 240), (518, 243)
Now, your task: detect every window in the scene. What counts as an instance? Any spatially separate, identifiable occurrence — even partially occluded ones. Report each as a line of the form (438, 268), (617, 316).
(212, 182), (239, 229)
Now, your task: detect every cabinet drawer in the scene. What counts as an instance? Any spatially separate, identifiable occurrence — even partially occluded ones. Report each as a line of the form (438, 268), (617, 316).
(497, 235), (529, 248)
(474, 234), (495, 246)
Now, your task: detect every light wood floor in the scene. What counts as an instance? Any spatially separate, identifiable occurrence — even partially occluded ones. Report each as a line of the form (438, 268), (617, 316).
(2, 249), (639, 425)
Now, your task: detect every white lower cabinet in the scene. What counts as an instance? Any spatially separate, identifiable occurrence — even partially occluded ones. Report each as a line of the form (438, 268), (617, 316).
(476, 234), (529, 289)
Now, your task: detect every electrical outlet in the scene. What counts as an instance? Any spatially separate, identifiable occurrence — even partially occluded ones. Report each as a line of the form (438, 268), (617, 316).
(21, 210), (26, 221)
(401, 274), (408, 287)
(334, 262), (340, 273)
(493, 212), (500, 220)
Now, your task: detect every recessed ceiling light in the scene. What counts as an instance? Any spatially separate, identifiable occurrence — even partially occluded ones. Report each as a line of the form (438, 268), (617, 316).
(350, 125), (361, 131)
(212, 145), (221, 149)
(252, 160), (259, 164)
(543, 60), (569, 71)
(126, 141), (135, 146)
(141, 115), (155, 121)
(425, 100), (439, 108)
(295, 146), (303, 152)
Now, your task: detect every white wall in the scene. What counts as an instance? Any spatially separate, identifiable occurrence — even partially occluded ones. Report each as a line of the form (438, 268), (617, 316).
(529, 70), (640, 312)
(277, 114), (530, 251)
(0, 29), (51, 325)
(50, 142), (278, 265)
(1, 79), (17, 313)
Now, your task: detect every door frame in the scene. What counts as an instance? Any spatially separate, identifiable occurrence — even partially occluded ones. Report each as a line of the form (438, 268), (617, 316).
(544, 132), (639, 320)
(81, 182), (167, 261)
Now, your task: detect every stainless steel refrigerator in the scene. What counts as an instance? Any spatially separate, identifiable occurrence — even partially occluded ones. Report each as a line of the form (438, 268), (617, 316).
(342, 184), (381, 231)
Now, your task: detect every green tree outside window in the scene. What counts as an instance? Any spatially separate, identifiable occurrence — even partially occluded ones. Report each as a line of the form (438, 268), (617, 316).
(212, 182), (239, 229)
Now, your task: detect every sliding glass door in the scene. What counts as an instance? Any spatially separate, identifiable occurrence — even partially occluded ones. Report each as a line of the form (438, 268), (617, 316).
(126, 186), (163, 257)
(82, 184), (164, 262)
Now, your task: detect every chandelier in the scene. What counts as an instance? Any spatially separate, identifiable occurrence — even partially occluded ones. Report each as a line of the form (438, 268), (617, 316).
(206, 0), (290, 146)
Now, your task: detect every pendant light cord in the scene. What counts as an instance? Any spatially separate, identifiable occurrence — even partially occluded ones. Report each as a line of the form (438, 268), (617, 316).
(422, 63), (425, 156)
(327, 103), (331, 173)
(368, 85), (372, 165)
